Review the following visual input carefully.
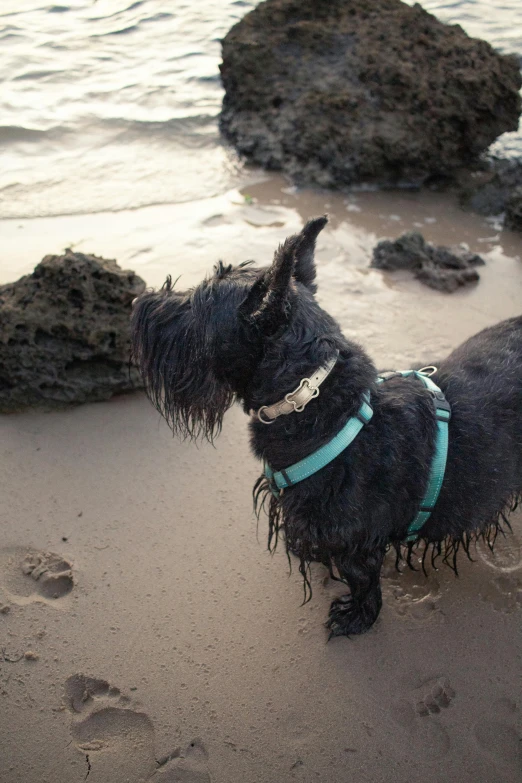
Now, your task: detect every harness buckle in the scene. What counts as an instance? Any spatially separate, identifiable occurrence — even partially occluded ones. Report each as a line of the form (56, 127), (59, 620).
(429, 390), (452, 421)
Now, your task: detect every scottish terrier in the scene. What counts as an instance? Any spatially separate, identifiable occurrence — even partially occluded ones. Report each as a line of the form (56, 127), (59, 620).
(131, 217), (522, 637)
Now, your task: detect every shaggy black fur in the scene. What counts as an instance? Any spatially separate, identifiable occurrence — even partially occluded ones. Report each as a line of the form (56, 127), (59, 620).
(131, 217), (522, 637)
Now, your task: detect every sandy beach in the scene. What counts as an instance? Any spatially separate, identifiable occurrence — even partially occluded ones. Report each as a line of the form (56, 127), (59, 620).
(1, 178), (522, 783)
(1, 0), (522, 780)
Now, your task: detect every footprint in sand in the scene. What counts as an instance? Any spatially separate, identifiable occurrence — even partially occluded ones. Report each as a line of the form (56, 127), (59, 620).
(64, 674), (211, 782)
(381, 553), (442, 622)
(473, 697), (522, 778)
(391, 677), (454, 759)
(0, 546), (73, 603)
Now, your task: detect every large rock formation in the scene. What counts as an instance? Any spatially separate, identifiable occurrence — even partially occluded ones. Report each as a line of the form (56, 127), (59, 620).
(220, 0), (522, 188)
(0, 251), (145, 412)
(371, 231), (484, 292)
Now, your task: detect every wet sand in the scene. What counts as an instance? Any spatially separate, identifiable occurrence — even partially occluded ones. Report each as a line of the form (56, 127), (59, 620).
(1, 180), (522, 782)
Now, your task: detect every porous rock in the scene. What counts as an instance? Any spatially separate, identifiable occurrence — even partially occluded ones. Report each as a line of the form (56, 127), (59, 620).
(371, 231), (484, 292)
(0, 251), (145, 412)
(220, 0), (521, 187)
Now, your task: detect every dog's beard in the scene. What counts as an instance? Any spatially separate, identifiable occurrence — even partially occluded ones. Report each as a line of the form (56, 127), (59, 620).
(131, 288), (234, 441)
(151, 362), (234, 441)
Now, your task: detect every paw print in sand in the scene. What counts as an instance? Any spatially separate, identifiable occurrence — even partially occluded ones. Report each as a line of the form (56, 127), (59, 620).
(415, 678), (455, 717)
(391, 677), (455, 759)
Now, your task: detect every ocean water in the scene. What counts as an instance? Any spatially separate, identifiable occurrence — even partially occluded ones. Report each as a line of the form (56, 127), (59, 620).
(0, 0), (521, 220)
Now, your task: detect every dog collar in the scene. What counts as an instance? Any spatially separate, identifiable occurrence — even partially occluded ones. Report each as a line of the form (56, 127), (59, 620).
(251, 351), (339, 424)
(263, 368), (450, 544)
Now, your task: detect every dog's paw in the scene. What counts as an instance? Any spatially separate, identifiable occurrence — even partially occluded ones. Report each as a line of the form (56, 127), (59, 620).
(326, 595), (376, 638)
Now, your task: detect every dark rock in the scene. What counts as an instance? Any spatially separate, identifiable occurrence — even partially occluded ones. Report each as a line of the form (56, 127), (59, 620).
(371, 231), (427, 271)
(505, 186), (522, 232)
(457, 157), (522, 229)
(0, 251), (145, 412)
(219, 0), (521, 188)
(371, 231), (483, 292)
(415, 262), (480, 293)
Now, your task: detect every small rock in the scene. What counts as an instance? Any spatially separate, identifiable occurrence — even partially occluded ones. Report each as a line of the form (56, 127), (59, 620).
(0, 604), (11, 615)
(24, 650), (39, 661)
(371, 231), (484, 292)
(416, 262), (480, 293)
(372, 231), (428, 271)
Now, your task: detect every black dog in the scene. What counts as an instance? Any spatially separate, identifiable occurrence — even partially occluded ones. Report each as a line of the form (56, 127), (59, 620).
(131, 217), (522, 636)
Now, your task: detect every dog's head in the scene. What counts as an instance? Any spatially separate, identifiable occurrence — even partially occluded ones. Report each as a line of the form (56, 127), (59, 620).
(131, 216), (329, 439)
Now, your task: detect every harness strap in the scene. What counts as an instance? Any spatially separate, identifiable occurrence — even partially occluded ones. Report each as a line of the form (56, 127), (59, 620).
(265, 392), (373, 494)
(263, 369), (451, 544)
(377, 370), (451, 542)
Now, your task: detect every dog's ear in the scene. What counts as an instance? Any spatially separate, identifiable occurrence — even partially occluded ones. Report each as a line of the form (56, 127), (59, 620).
(291, 215), (328, 293)
(239, 216), (327, 334)
(239, 238), (296, 335)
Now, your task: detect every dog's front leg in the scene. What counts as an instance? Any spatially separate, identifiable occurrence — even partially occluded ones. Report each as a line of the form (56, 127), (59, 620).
(326, 545), (386, 638)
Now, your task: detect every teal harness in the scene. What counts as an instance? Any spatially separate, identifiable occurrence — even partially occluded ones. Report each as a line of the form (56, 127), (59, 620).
(263, 369), (451, 544)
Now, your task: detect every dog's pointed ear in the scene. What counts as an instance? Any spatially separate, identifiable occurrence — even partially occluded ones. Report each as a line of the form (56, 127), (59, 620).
(291, 215), (328, 293)
(239, 239), (296, 335)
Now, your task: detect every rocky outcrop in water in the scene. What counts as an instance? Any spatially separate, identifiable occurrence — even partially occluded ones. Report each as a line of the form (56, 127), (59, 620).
(0, 251), (145, 412)
(220, 0), (521, 188)
(458, 158), (522, 232)
(371, 232), (484, 292)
